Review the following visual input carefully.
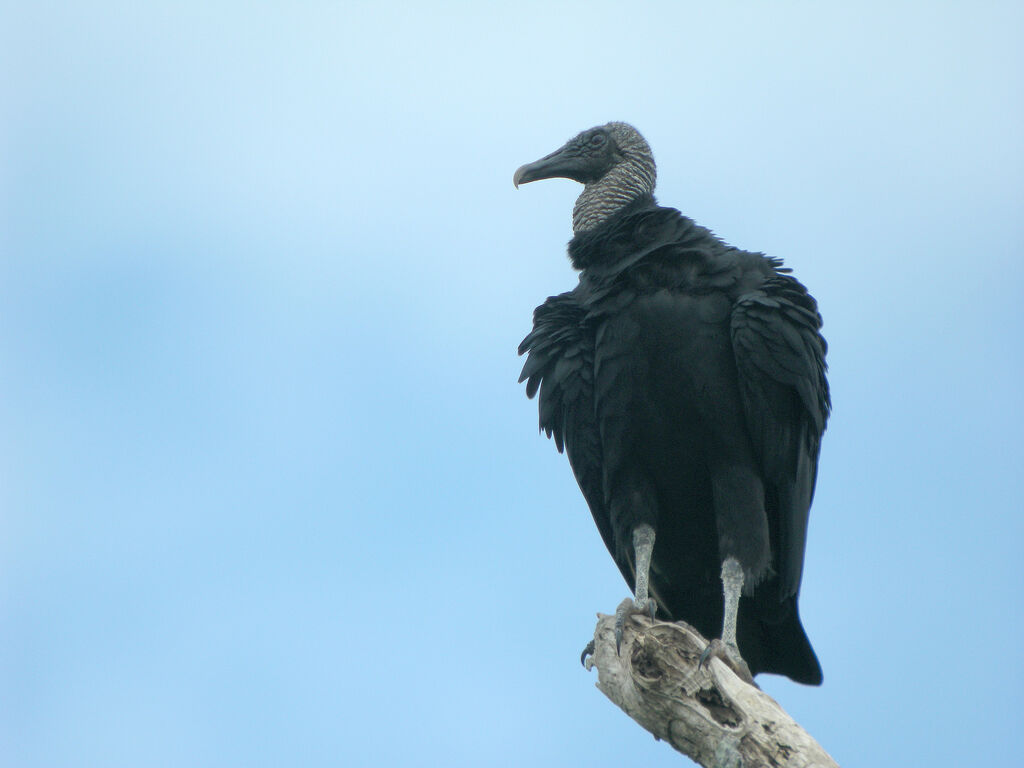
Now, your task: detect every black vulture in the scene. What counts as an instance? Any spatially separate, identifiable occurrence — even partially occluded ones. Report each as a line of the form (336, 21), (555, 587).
(515, 123), (829, 685)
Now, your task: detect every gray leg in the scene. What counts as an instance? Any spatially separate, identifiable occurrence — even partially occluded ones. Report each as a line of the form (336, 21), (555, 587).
(699, 556), (755, 684)
(720, 556), (744, 650)
(613, 524), (658, 653)
(632, 524), (656, 611)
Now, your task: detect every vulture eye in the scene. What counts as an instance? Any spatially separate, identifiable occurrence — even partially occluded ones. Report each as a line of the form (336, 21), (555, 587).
(590, 133), (606, 147)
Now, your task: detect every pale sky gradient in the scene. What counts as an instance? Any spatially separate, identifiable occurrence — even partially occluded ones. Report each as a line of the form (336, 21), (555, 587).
(2, 2), (1023, 766)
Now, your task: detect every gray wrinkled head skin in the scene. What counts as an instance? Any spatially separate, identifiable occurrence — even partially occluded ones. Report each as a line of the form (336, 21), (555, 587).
(513, 122), (657, 234)
(572, 122), (656, 233)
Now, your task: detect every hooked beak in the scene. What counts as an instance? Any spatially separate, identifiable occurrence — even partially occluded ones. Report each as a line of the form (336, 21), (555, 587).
(513, 143), (589, 188)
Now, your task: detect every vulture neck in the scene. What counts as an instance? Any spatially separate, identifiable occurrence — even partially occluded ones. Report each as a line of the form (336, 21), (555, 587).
(572, 158), (656, 234)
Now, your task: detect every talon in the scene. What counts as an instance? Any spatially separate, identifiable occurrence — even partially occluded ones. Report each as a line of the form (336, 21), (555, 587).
(700, 638), (756, 685)
(613, 597), (634, 656)
(698, 644), (712, 670)
(580, 640), (595, 667)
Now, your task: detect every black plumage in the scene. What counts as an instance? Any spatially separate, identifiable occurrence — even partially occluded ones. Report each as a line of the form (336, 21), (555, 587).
(517, 124), (829, 685)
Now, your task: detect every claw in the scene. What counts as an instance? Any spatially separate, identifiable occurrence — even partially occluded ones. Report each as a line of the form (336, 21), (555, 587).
(698, 643), (713, 671)
(699, 638), (756, 685)
(613, 598), (634, 655)
(613, 596), (657, 655)
(580, 640), (595, 667)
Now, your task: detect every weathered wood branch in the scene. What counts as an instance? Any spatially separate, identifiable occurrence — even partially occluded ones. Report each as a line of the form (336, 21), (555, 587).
(584, 611), (838, 768)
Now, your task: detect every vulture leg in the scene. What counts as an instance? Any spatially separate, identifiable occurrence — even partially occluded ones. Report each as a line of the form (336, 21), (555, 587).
(699, 557), (755, 684)
(721, 556), (743, 649)
(613, 524), (658, 653)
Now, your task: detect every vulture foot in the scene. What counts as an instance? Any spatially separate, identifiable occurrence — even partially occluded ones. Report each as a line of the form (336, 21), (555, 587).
(613, 596), (657, 655)
(698, 638), (756, 686)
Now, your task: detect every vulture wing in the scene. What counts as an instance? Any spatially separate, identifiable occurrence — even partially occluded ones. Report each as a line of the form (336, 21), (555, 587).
(731, 272), (830, 600)
(519, 292), (630, 585)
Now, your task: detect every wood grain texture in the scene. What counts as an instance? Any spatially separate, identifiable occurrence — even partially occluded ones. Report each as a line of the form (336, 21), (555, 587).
(585, 610), (838, 767)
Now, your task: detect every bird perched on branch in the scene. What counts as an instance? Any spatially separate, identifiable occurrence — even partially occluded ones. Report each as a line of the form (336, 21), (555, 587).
(515, 123), (829, 685)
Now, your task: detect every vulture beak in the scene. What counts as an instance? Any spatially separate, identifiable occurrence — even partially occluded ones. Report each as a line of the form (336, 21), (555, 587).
(513, 142), (590, 188)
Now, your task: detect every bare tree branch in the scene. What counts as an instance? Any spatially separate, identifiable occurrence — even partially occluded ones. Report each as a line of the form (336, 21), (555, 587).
(585, 611), (839, 767)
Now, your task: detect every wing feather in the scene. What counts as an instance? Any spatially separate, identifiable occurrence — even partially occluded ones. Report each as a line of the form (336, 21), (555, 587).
(519, 293), (619, 565)
(731, 273), (830, 598)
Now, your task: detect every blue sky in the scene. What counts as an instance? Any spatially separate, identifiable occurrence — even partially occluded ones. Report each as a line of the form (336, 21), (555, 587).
(2, 2), (1022, 766)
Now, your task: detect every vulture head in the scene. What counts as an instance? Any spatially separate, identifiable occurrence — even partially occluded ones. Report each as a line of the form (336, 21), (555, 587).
(513, 122), (657, 233)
